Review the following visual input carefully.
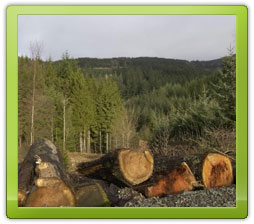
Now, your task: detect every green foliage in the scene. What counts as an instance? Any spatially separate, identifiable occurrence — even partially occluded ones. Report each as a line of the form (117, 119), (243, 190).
(60, 147), (70, 169)
(92, 78), (123, 152)
(209, 50), (236, 127)
(18, 56), (33, 143)
(148, 52), (236, 154)
(18, 53), (123, 154)
(18, 53), (235, 157)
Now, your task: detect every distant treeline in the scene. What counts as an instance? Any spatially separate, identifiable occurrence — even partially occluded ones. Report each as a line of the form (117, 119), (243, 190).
(18, 50), (235, 158)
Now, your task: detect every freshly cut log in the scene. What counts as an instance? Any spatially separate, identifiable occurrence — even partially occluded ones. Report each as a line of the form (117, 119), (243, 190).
(201, 153), (233, 189)
(77, 148), (154, 186)
(18, 139), (75, 207)
(152, 152), (233, 190)
(25, 177), (75, 207)
(146, 162), (197, 197)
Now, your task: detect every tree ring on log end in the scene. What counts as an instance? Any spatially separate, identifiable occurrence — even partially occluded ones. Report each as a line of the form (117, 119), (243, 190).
(118, 149), (154, 185)
(202, 153), (233, 189)
(25, 180), (75, 207)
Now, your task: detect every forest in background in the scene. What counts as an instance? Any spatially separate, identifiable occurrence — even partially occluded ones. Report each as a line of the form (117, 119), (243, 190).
(18, 44), (236, 163)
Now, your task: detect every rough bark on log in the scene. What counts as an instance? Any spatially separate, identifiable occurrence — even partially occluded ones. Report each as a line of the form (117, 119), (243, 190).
(77, 148), (154, 186)
(18, 139), (75, 207)
(151, 152), (233, 190)
(18, 161), (35, 206)
(145, 162), (197, 197)
(231, 160), (236, 184)
(70, 173), (135, 206)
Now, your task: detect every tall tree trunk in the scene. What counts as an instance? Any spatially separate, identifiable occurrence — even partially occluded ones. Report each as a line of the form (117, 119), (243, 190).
(106, 132), (109, 153)
(80, 132), (83, 152)
(99, 130), (102, 154)
(126, 133), (129, 148)
(122, 134), (124, 148)
(51, 117), (54, 143)
(109, 134), (111, 151)
(63, 98), (66, 151)
(115, 136), (118, 149)
(94, 141), (97, 153)
(83, 127), (86, 153)
(87, 130), (91, 153)
(30, 60), (36, 146)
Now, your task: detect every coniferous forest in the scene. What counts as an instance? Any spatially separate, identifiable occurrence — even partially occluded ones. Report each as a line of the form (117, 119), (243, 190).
(18, 44), (236, 163)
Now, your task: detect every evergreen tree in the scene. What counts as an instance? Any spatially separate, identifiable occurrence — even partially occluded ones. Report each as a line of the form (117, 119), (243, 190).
(70, 70), (95, 152)
(94, 78), (123, 153)
(18, 56), (33, 156)
(210, 48), (236, 127)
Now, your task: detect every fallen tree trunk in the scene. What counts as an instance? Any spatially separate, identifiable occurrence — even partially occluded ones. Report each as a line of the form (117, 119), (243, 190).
(143, 152), (234, 197)
(18, 139), (75, 207)
(70, 173), (137, 207)
(156, 152), (233, 189)
(146, 162), (197, 197)
(77, 148), (154, 186)
(75, 183), (110, 207)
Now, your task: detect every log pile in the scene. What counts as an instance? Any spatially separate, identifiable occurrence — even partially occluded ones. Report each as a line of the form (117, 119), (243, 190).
(18, 139), (75, 207)
(18, 139), (235, 207)
(143, 153), (233, 197)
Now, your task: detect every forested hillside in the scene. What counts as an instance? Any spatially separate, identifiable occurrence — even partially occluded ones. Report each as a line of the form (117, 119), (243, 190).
(18, 50), (236, 161)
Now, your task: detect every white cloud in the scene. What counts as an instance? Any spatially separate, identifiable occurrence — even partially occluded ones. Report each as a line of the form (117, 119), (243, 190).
(18, 15), (236, 61)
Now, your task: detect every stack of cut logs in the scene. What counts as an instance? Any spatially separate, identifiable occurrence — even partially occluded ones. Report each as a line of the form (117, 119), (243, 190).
(18, 139), (235, 207)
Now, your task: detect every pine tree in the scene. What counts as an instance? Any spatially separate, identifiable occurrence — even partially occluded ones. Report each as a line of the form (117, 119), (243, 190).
(18, 56), (33, 158)
(210, 48), (236, 127)
(93, 78), (122, 153)
(29, 41), (43, 145)
(70, 70), (95, 152)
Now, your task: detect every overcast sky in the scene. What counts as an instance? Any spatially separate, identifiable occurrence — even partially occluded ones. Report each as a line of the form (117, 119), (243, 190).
(18, 15), (235, 61)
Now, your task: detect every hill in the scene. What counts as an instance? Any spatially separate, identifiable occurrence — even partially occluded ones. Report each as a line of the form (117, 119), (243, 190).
(74, 57), (223, 99)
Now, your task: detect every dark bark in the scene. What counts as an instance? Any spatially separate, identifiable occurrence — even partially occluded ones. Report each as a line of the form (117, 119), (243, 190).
(18, 138), (73, 206)
(70, 173), (136, 206)
(231, 160), (236, 184)
(152, 154), (206, 181)
(151, 153), (233, 189)
(77, 148), (154, 186)
(133, 153), (233, 195)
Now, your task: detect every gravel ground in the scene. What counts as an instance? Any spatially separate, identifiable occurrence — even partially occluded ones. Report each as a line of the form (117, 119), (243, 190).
(118, 185), (236, 207)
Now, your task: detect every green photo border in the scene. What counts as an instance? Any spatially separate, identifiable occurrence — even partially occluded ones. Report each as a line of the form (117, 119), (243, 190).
(6, 5), (248, 219)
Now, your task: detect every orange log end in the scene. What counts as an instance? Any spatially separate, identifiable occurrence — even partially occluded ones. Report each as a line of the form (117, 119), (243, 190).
(146, 162), (196, 197)
(202, 153), (233, 189)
